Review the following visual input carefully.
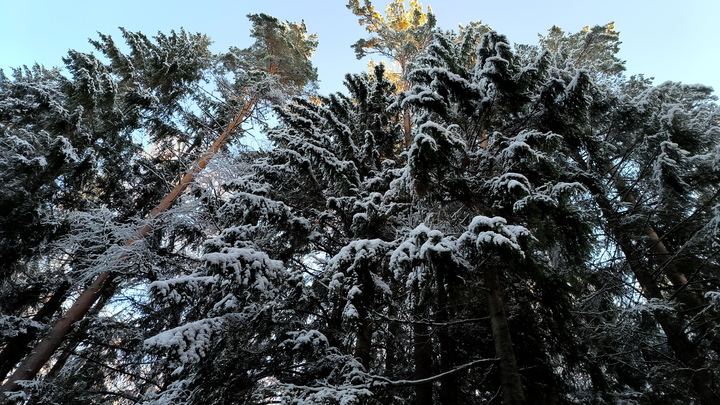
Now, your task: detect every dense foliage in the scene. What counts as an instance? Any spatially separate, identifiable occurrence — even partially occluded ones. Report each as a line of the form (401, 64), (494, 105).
(1, 3), (719, 404)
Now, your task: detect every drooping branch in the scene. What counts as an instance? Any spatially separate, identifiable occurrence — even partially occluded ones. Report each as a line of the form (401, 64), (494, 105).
(373, 357), (498, 387)
(282, 358), (497, 393)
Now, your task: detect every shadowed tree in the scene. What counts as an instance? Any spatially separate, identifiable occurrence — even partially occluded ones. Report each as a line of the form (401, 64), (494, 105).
(0, 14), (317, 401)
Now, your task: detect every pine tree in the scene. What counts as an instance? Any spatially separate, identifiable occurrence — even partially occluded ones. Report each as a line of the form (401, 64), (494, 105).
(140, 64), (403, 404)
(347, 0), (440, 147)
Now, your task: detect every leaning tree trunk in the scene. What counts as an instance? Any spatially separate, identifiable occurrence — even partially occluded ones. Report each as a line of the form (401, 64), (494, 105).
(570, 143), (720, 402)
(0, 281), (70, 383)
(45, 280), (116, 383)
(596, 195), (720, 404)
(0, 99), (257, 395)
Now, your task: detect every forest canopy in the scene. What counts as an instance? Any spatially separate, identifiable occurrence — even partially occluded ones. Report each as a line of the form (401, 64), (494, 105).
(1, 1), (719, 404)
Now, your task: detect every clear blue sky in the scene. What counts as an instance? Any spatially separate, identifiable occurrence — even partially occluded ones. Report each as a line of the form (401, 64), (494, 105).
(1, 0), (718, 96)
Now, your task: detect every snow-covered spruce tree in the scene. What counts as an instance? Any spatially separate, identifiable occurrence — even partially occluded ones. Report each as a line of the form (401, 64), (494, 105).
(520, 24), (720, 403)
(0, 28), (216, 402)
(0, 15), (317, 403)
(403, 23), (720, 404)
(5, 9), (719, 405)
(0, 66), (81, 280)
(0, 67), (83, 382)
(142, 64), (403, 404)
(146, 20), (718, 405)
(143, 29), (594, 405)
(447, 23), (720, 404)
(393, 28), (598, 404)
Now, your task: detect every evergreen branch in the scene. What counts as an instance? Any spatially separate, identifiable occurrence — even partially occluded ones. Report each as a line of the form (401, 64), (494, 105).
(55, 346), (162, 390)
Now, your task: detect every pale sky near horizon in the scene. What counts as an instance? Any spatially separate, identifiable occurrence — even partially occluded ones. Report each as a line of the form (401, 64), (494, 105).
(1, 0), (718, 96)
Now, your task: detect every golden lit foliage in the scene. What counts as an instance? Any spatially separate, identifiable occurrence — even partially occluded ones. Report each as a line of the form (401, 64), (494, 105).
(347, 0), (436, 89)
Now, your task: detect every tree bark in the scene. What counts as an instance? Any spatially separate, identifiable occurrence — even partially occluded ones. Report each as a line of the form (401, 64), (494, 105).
(0, 281), (70, 383)
(1, 270), (114, 394)
(403, 110), (413, 148)
(413, 320), (433, 405)
(384, 277), (402, 378)
(484, 265), (526, 405)
(353, 266), (376, 369)
(45, 284), (115, 383)
(436, 266), (458, 405)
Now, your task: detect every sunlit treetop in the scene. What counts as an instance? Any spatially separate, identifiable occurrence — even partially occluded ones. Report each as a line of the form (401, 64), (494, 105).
(222, 14), (319, 92)
(347, 0), (436, 89)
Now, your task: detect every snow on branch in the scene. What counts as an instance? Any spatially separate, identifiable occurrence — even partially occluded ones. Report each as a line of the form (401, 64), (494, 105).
(459, 215), (530, 258)
(144, 316), (225, 363)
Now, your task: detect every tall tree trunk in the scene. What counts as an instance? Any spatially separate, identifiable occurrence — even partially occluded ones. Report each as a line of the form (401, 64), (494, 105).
(436, 267), (458, 405)
(355, 317), (374, 370)
(384, 277), (402, 377)
(484, 265), (526, 405)
(412, 320), (433, 405)
(353, 267), (376, 369)
(403, 110), (413, 148)
(0, 100), (256, 395)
